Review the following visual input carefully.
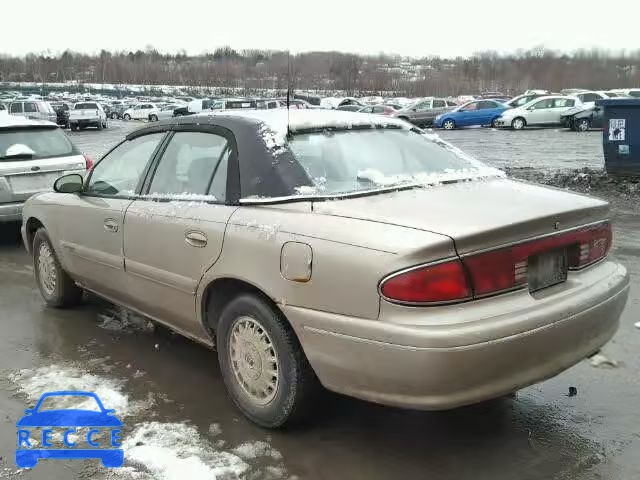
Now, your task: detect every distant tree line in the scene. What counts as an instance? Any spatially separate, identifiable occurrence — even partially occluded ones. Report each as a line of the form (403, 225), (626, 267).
(1, 46), (639, 96)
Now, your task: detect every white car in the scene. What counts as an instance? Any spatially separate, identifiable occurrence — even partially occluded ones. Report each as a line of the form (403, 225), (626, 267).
(572, 90), (621, 107)
(148, 104), (183, 121)
(123, 103), (157, 121)
(494, 96), (580, 130)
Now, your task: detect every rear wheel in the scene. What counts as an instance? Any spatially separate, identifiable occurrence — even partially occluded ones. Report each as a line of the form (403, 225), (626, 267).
(149, 114), (158, 122)
(123, 113), (131, 121)
(442, 119), (456, 130)
(97, 121), (103, 130)
(110, 112), (118, 120)
(216, 294), (318, 428)
(576, 118), (591, 132)
(70, 124), (78, 131)
(511, 117), (526, 130)
(33, 228), (82, 307)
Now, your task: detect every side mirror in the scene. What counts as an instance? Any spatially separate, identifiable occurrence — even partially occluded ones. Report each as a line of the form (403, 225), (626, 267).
(54, 173), (84, 193)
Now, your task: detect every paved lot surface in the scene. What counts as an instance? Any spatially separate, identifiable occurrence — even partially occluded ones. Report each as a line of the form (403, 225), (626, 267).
(0, 121), (638, 480)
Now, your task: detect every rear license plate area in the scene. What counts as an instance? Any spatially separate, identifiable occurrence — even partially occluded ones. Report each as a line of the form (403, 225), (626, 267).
(528, 248), (568, 293)
(9, 173), (59, 194)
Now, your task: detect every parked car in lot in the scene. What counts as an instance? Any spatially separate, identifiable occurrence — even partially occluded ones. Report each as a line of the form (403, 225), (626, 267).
(50, 102), (71, 128)
(494, 96), (579, 130)
(8, 100), (57, 124)
(20, 109), (629, 428)
(123, 103), (157, 121)
(434, 100), (509, 129)
(572, 91), (619, 107)
(149, 104), (184, 121)
(393, 97), (457, 127)
(336, 105), (362, 112)
(1, 115), (90, 222)
(506, 92), (549, 108)
(358, 105), (396, 116)
(69, 102), (108, 131)
(561, 104), (605, 131)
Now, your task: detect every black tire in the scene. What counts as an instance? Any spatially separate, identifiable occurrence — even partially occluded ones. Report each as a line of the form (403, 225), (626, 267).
(70, 124), (78, 131)
(576, 118), (590, 132)
(149, 114), (158, 122)
(33, 228), (82, 308)
(123, 114), (131, 121)
(511, 117), (526, 130)
(442, 119), (456, 130)
(216, 294), (318, 428)
(110, 112), (118, 120)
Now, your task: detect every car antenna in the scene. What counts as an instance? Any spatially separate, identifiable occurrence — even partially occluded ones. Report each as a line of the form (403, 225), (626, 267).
(286, 50), (291, 139)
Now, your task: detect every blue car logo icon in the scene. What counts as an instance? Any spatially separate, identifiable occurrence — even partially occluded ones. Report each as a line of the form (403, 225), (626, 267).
(16, 391), (123, 468)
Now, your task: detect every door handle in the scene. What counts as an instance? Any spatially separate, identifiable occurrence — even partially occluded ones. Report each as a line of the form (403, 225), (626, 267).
(104, 218), (119, 233)
(185, 231), (207, 247)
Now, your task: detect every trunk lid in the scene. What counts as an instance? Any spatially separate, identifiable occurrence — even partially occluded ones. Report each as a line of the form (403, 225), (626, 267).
(312, 178), (609, 255)
(0, 154), (85, 203)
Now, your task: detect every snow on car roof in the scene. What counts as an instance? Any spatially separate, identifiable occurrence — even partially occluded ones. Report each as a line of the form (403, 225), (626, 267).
(0, 114), (57, 129)
(205, 108), (411, 135)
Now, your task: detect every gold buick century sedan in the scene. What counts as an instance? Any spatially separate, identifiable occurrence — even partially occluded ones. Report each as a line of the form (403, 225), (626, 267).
(21, 110), (630, 428)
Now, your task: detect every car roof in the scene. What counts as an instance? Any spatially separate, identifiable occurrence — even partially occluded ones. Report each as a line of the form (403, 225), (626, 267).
(0, 113), (57, 129)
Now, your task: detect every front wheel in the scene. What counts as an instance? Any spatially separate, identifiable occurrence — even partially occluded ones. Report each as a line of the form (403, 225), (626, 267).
(149, 114), (158, 122)
(110, 112), (118, 119)
(216, 294), (318, 428)
(491, 117), (500, 128)
(442, 119), (456, 130)
(33, 228), (82, 307)
(123, 114), (131, 121)
(70, 124), (78, 131)
(97, 121), (103, 130)
(511, 117), (526, 130)
(576, 118), (591, 132)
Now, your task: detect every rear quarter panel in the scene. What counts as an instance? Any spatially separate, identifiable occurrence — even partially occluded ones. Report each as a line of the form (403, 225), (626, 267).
(196, 204), (455, 321)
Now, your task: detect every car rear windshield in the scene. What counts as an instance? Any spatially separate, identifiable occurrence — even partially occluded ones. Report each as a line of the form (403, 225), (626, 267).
(0, 127), (75, 160)
(75, 102), (98, 109)
(288, 128), (495, 196)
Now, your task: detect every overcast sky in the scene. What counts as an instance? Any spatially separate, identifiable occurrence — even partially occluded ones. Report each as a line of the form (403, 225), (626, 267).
(3, 0), (639, 58)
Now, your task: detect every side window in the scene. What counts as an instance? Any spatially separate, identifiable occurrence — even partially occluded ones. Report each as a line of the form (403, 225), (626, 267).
(461, 102), (478, 111)
(148, 132), (228, 198)
(532, 99), (554, 109)
(581, 93), (598, 102)
(415, 101), (431, 110)
(372, 106), (384, 113)
(361, 106), (374, 113)
(446, 100), (457, 107)
(24, 103), (37, 113)
(208, 148), (230, 201)
(554, 98), (574, 108)
(433, 99), (446, 108)
(10, 103), (23, 113)
(477, 101), (498, 109)
(86, 133), (164, 196)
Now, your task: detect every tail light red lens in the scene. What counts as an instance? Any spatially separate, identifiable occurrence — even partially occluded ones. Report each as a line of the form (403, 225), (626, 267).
(380, 260), (471, 303)
(83, 154), (94, 171)
(381, 221), (611, 304)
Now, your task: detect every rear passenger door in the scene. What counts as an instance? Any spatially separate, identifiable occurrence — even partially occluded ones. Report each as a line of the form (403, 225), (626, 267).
(123, 129), (237, 336)
(526, 98), (555, 125)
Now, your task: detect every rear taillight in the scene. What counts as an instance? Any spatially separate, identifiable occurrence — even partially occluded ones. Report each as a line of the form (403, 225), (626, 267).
(380, 260), (471, 304)
(381, 221), (611, 305)
(83, 154), (94, 171)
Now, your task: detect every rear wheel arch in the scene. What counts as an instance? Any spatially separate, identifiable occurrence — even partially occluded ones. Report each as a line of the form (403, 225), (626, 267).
(202, 277), (283, 336)
(24, 217), (45, 254)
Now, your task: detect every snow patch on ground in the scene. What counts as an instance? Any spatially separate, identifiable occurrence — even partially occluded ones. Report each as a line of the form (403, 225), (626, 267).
(111, 422), (248, 480)
(8, 365), (152, 416)
(232, 441), (283, 460)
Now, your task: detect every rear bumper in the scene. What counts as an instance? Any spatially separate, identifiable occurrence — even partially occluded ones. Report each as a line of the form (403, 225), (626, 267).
(70, 117), (101, 125)
(285, 261), (629, 410)
(0, 202), (23, 222)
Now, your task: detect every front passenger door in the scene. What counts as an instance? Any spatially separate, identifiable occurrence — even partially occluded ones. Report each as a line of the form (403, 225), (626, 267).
(123, 130), (238, 336)
(55, 132), (166, 302)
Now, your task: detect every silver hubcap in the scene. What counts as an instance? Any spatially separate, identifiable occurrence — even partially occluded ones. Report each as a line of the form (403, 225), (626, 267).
(38, 243), (57, 295)
(444, 121), (454, 129)
(578, 121), (588, 131)
(229, 316), (279, 405)
(514, 119), (524, 129)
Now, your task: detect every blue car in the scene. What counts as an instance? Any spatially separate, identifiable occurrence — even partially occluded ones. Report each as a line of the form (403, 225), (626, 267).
(16, 391), (123, 468)
(433, 100), (509, 130)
